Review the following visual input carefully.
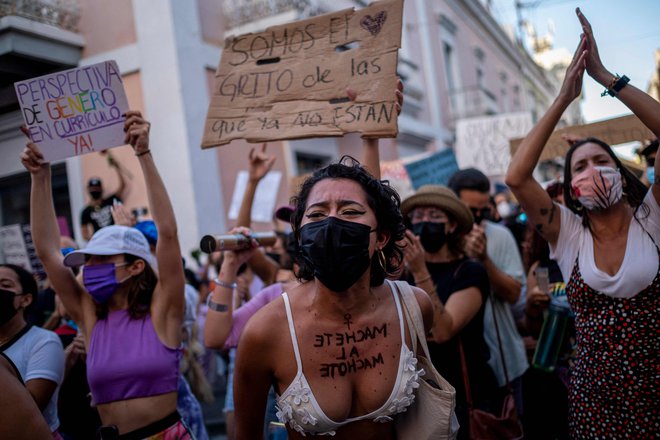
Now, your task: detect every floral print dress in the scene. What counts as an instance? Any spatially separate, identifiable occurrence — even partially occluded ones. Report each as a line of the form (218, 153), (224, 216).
(565, 245), (659, 438)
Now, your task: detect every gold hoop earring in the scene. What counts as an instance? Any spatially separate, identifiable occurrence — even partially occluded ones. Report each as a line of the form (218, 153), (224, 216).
(377, 248), (387, 272)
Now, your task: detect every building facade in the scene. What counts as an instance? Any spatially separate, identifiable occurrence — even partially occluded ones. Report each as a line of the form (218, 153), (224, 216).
(648, 49), (660, 101)
(0, 0), (564, 260)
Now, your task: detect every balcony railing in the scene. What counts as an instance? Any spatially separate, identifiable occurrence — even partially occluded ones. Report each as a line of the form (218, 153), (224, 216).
(0, 0), (80, 32)
(222, 0), (326, 29)
(449, 85), (499, 120)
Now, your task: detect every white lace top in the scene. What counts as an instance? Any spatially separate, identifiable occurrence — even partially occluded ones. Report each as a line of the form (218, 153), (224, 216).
(275, 286), (424, 436)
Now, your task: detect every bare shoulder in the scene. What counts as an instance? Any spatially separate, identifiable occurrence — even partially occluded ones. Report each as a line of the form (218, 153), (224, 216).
(241, 294), (287, 351)
(411, 285), (434, 333)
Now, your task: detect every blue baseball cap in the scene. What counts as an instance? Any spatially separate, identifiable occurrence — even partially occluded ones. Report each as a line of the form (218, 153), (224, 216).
(134, 220), (158, 246)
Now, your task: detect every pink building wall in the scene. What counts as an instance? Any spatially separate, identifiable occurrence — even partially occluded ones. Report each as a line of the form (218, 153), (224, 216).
(78, 0), (136, 57)
(198, 0), (226, 46)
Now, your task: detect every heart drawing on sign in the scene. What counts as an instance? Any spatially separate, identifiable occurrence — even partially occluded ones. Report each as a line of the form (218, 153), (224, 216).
(360, 11), (387, 36)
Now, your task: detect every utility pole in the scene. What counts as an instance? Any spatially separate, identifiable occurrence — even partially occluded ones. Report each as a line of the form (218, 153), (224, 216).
(515, 0), (525, 45)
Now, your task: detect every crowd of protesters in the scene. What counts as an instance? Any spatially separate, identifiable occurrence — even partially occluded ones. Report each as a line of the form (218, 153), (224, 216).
(1, 8), (657, 440)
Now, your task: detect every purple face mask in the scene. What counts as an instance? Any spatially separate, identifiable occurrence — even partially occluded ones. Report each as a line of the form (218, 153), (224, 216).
(83, 263), (128, 304)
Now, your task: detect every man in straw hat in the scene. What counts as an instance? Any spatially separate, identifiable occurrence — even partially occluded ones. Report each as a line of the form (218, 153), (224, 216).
(448, 168), (528, 416)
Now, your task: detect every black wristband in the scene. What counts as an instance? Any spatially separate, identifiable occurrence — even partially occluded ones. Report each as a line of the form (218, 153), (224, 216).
(608, 75), (630, 97)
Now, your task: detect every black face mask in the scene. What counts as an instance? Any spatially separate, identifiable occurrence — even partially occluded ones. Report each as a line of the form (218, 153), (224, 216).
(412, 222), (447, 253)
(299, 217), (374, 292)
(0, 289), (19, 326)
(470, 207), (492, 225)
(265, 252), (281, 265)
(89, 190), (103, 200)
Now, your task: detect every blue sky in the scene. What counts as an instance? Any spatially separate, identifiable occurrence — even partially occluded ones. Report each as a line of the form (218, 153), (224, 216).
(490, 0), (659, 123)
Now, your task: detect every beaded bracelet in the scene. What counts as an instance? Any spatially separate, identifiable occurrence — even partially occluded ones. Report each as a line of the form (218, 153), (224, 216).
(135, 149), (151, 157)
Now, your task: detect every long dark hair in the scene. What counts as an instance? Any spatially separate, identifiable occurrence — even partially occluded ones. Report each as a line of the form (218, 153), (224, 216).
(95, 254), (158, 320)
(291, 156), (405, 287)
(563, 137), (649, 226)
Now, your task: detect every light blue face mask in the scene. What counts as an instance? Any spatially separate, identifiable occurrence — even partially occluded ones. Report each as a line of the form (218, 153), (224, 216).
(647, 167), (655, 185)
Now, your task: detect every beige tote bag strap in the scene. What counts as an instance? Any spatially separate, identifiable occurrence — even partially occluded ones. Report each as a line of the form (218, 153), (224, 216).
(390, 280), (432, 361)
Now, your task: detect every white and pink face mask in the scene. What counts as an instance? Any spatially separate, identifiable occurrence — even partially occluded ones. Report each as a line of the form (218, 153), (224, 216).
(570, 166), (623, 211)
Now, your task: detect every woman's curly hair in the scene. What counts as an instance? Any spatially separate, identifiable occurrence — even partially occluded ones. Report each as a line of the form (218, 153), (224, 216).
(291, 156), (405, 287)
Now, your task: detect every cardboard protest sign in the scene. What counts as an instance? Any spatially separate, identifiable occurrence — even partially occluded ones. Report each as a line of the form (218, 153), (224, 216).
(0, 224), (44, 277)
(228, 170), (282, 223)
(14, 60), (129, 162)
(509, 114), (655, 162)
(202, 0), (403, 148)
(404, 149), (459, 189)
(0, 224), (30, 270)
(455, 112), (533, 177)
(380, 158), (413, 200)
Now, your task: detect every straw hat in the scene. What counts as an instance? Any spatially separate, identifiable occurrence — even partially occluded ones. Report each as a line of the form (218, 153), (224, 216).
(401, 185), (474, 235)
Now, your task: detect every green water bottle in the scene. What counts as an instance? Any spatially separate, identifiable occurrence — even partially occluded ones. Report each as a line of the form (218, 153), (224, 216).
(532, 302), (570, 372)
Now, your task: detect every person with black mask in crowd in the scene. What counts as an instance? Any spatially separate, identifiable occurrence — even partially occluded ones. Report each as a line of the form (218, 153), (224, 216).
(401, 185), (500, 439)
(0, 263), (65, 438)
(80, 152), (129, 241)
(448, 168), (529, 417)
(232, 157), (445, 439)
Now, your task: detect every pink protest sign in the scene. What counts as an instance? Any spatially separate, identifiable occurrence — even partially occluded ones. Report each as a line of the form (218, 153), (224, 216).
(14, 60), (129, 162)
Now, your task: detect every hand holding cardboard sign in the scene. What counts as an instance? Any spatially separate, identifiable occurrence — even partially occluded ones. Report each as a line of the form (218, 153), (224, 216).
(358, 78), (404, 179)
(348, 77), (403, 115)
(123, 110), (151, 155)
(20, 127), (49, 176)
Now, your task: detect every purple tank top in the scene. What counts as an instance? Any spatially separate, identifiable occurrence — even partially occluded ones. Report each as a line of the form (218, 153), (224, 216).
(87, 310), (181, 404)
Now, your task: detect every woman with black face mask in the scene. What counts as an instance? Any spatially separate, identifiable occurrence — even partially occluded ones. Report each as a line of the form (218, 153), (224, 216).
(233, 157), (450, 439)
(401, 185), (501, 439)
(0, 263), (65, 438)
